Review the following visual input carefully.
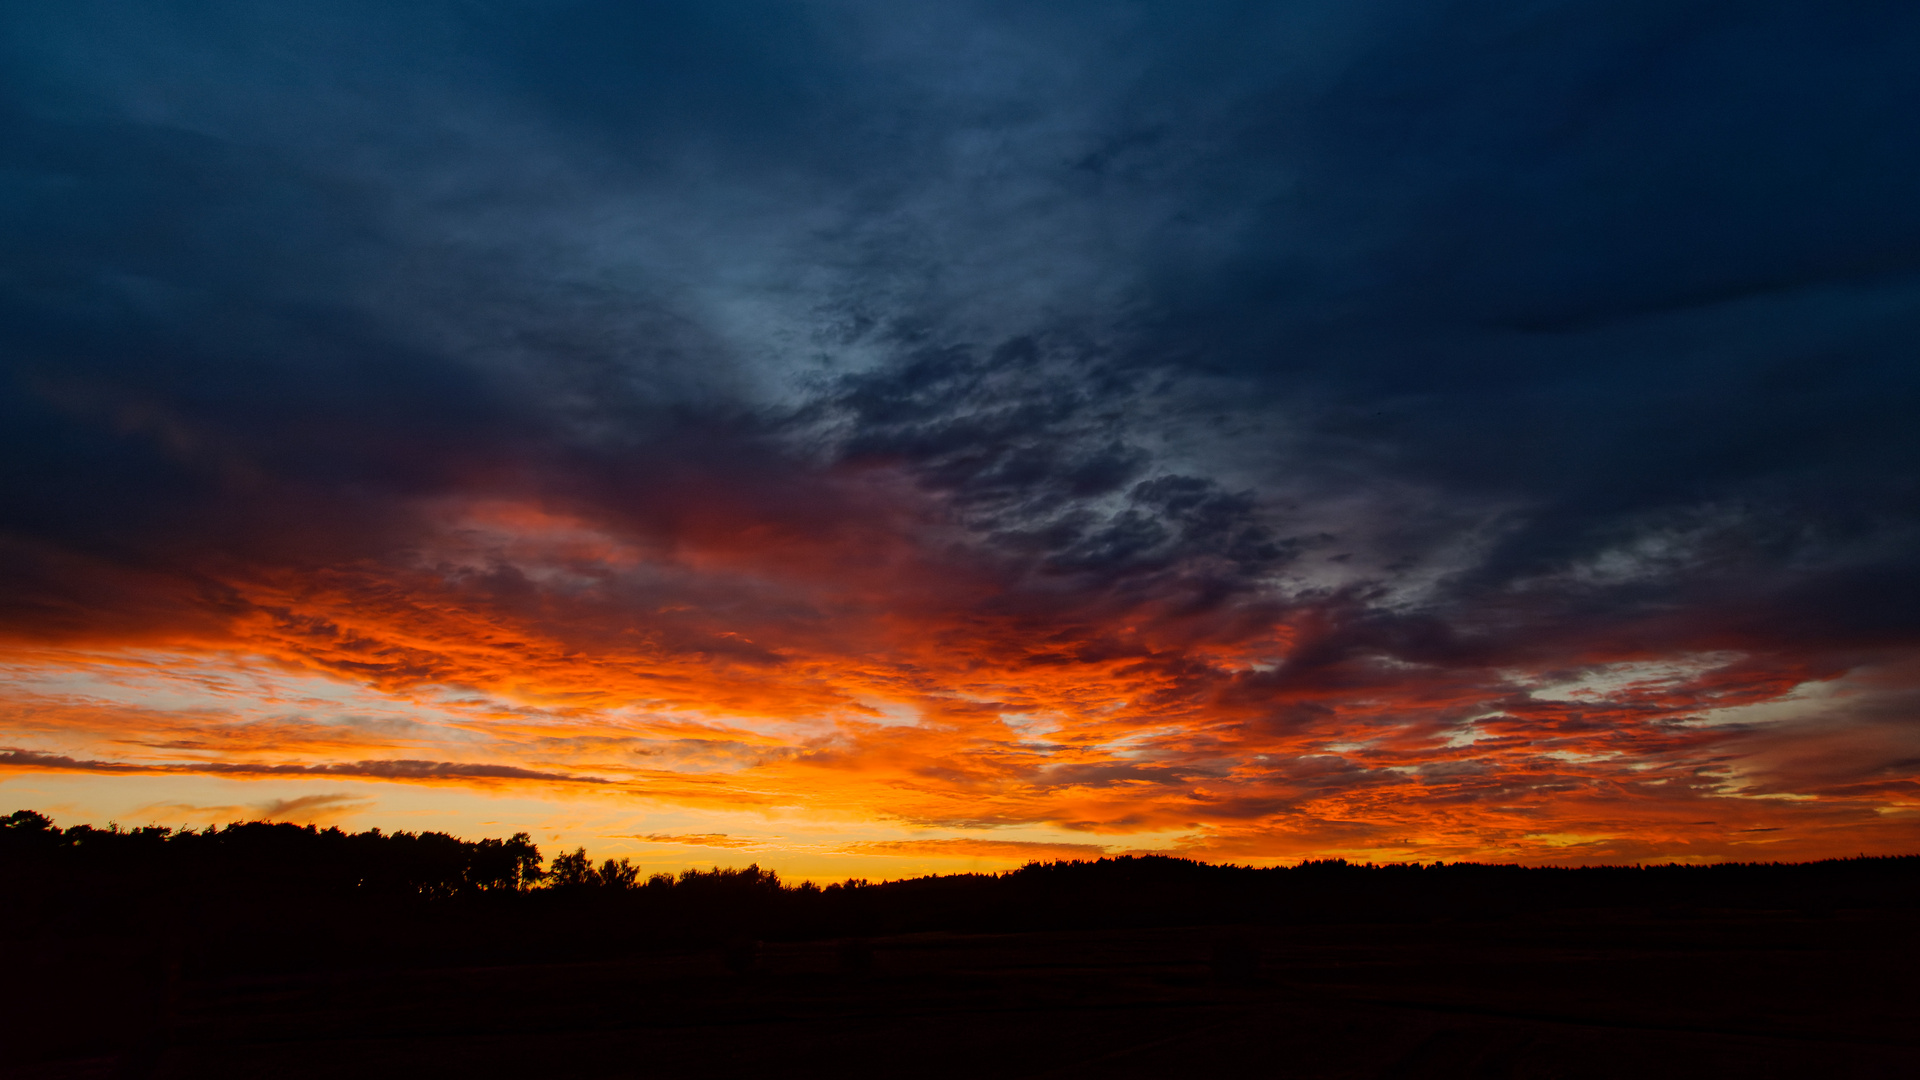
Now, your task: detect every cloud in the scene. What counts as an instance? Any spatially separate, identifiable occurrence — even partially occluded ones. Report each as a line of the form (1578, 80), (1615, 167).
(254, 793), (373, 822)
(836, 838), (1111, 860)
(133, 792), (372, 827)
(624, 833), (786, 851)
(0, 749), (606, 786)
(0, 2), (1917, 861)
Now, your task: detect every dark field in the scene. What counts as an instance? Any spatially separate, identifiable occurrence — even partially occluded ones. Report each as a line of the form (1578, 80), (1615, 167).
(10, 909), (1914, 1079)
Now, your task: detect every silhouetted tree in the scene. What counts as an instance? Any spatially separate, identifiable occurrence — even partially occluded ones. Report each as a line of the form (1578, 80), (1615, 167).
(599, 857), (640, 889)
(470, 833), (544, 891)
(546, 847), (597, 890)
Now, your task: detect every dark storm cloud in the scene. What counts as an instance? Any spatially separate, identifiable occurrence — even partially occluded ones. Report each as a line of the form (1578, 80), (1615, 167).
(1134, 2), (1920, 644)
(2, 0), (1918, 677)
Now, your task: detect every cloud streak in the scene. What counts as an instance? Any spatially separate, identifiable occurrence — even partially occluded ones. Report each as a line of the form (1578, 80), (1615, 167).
(0, 749), (605, 787)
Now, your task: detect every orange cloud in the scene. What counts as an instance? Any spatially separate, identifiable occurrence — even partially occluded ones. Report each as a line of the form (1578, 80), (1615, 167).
(625, 834), (788, 850)
(837, 838), (1110, 860)
(4, 487), (1919, 867)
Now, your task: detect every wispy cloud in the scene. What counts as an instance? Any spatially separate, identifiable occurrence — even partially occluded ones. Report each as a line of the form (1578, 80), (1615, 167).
(132, 792), (373, 826)
(622, 833), (788, 851)
(836, 838), (1111, 860)
(0, 749), (605, 786)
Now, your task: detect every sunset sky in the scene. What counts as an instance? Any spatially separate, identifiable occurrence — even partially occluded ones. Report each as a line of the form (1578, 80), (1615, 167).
(4, 2), (1919, 879)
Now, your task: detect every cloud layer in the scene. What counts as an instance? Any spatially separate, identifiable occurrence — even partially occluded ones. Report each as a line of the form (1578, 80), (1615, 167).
(3, 1), (1919, 865)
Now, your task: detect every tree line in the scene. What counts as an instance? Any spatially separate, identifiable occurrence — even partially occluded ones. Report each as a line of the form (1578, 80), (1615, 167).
(6, 808), (1919, 979)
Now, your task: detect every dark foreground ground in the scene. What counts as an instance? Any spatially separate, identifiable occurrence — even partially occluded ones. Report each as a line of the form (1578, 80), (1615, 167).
(9, 908), (1914, 1080)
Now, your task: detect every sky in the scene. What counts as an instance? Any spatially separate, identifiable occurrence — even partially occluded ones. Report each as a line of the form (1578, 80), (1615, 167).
(4, 1), (1920, 878)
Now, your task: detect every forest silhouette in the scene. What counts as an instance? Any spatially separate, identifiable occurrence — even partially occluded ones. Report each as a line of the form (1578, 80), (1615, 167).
(7, 809), (1918, 1077)
(7, 809), (1918, 972)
